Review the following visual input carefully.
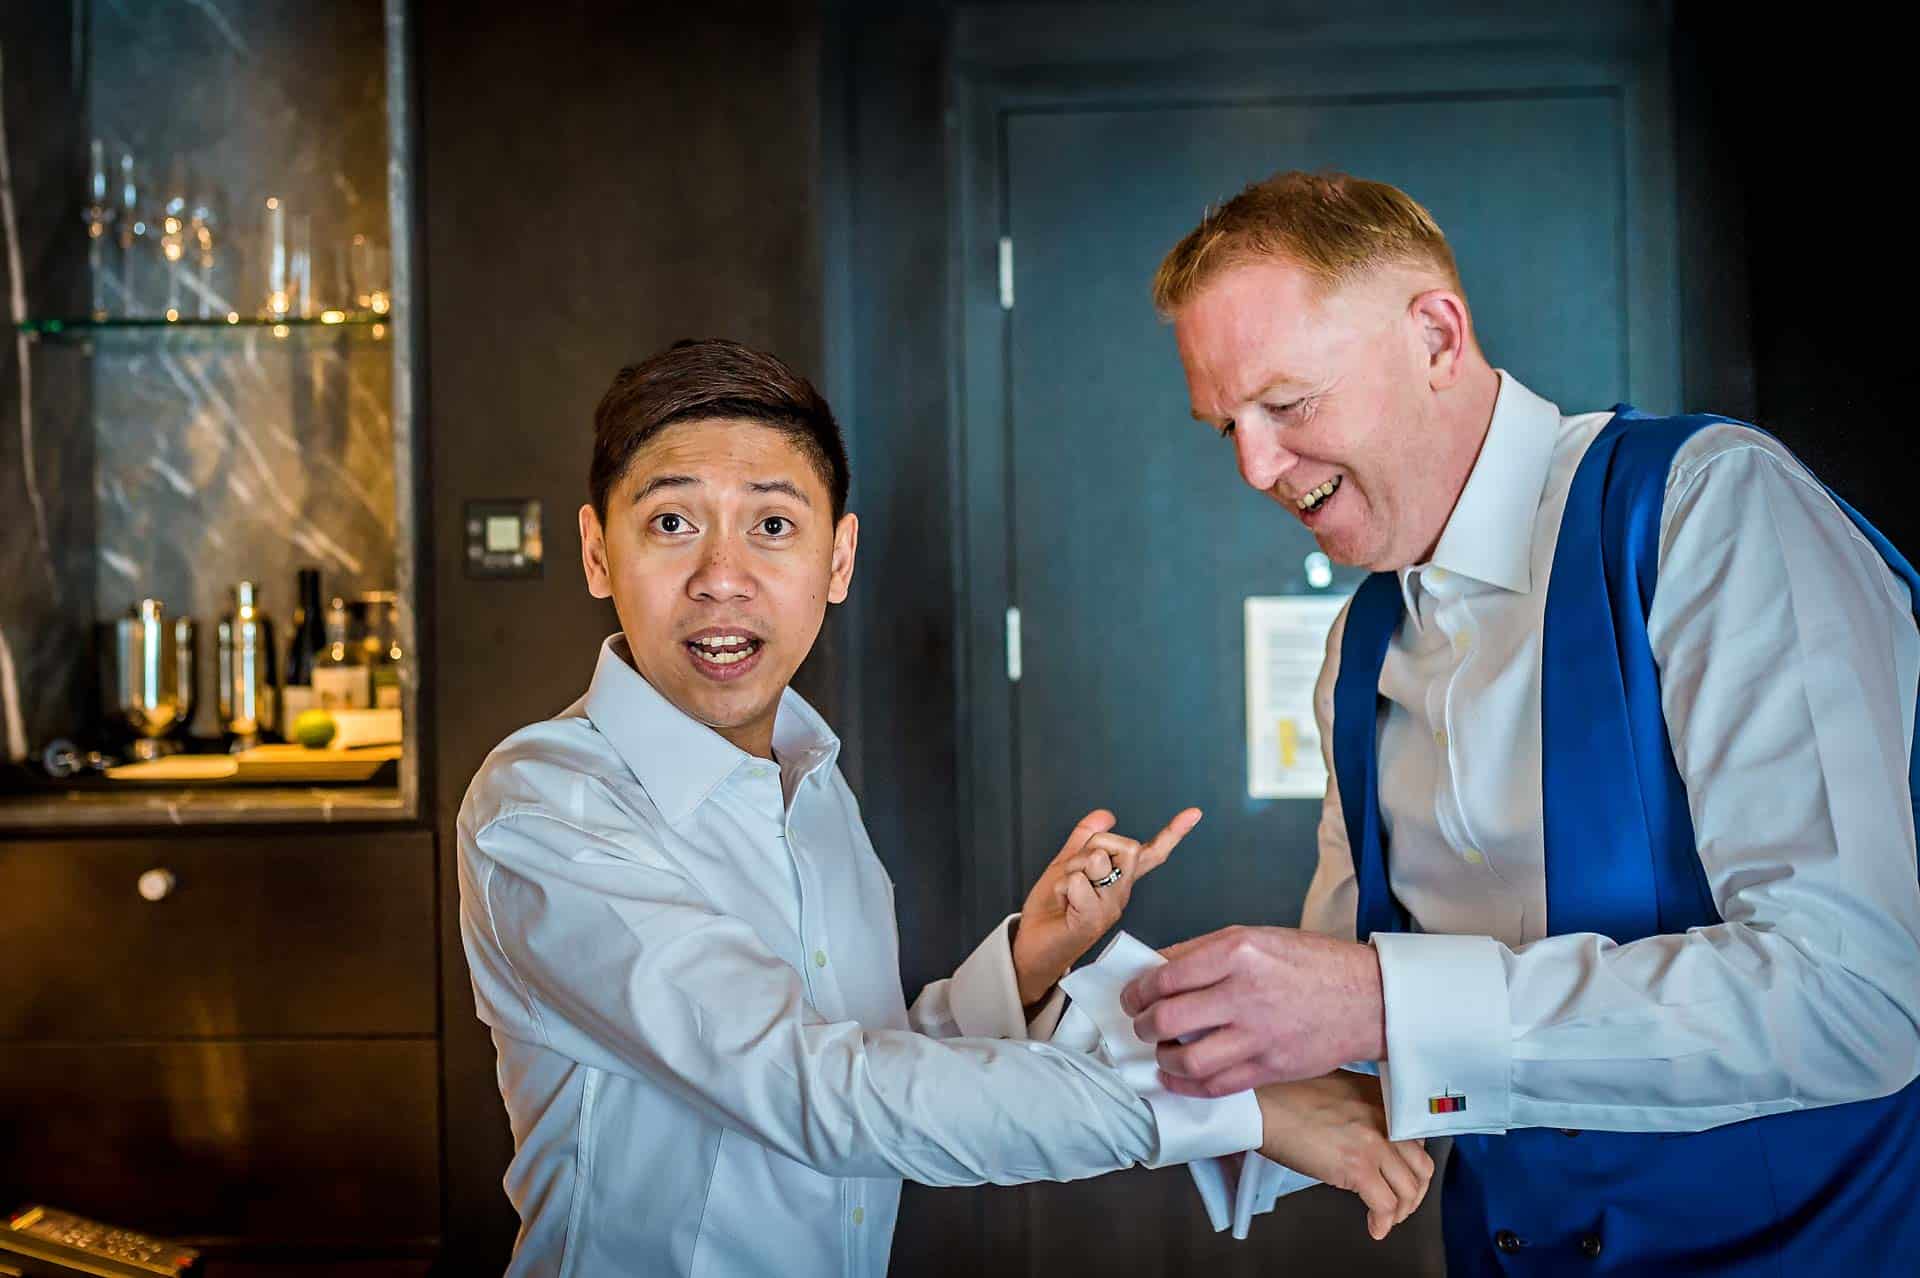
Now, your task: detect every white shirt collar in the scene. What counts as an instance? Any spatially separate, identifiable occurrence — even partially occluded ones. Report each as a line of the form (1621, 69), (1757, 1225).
(581, 632), (840, 825)
(1396, 370), (1562, 615)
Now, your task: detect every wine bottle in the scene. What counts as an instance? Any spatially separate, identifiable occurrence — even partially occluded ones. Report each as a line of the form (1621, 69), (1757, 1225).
(282, 567), (326, 720)
(311, 596), (372, 711)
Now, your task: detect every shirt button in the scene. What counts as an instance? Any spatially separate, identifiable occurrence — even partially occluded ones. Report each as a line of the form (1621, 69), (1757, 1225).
(852, 1207), (865, 1226)
(814, 950), (828, 968)
(1453, 632), (1471, 655)
(1463, 849), (1485, 865)
(1428, 568), (1448, 585)
(1433, 729), (1447, 749)
(1494, 1230), (1524, 1254)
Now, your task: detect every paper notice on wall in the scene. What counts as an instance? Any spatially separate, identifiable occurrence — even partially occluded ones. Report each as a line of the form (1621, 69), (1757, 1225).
(1244, 595), (1349, 799)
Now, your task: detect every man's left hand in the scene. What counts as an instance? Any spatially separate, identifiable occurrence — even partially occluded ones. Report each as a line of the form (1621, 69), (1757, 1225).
(1011, 807), (1202, 1007)
(1120, 925), (1387, 1095)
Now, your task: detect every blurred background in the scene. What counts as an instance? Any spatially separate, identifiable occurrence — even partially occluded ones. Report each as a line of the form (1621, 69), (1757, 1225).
(0, 1), (1909, 1273)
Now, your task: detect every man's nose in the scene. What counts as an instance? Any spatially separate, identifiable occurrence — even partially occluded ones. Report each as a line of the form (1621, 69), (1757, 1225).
(687, 538), (754, 600)
(1234, 420), (1297, 495)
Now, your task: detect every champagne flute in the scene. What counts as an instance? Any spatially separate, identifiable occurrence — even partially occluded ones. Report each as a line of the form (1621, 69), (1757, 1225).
(81, 139), (116, 318)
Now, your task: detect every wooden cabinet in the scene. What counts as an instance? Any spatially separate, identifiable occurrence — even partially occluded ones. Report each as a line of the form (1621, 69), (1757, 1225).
(0, 829), (440, 1265)
(0, 833), (435, 1039)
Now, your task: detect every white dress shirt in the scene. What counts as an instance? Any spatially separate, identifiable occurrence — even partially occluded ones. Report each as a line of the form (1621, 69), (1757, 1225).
(1304, 373), (1920, 1141)
(457, 635), (1258, 1277)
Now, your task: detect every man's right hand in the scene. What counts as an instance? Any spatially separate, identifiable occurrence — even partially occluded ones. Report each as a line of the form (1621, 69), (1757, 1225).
(1255, 1071), (1434, 1240)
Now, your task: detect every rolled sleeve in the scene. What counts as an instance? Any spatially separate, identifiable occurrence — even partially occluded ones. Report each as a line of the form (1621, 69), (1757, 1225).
(1374, 930), (1512, 1139)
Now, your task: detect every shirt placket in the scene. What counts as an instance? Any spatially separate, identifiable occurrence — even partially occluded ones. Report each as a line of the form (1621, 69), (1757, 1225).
(764, 762), (866, 1275)
(1425, 574), (1491, 872)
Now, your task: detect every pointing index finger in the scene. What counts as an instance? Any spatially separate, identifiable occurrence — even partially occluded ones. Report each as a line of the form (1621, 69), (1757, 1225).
(1135, 807), (1203, 874)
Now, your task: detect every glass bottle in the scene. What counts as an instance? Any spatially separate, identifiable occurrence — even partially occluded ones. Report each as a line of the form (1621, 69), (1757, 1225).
(217, 580), (278, 748)
(281, 567), (326, 721)
(358, 590), (402, 710)
(310, 595), (371, 711)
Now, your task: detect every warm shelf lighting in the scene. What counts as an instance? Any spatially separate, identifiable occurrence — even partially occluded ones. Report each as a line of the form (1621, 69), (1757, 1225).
(272, 324), (290, 338)
(226, 312), (240, 324)
(164, 309), (179, 322)
(320, 310), (346, 325)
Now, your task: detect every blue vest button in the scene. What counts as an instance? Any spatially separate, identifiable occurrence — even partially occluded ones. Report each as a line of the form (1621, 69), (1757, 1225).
(1495, 1230), (1524, 1254)
(1561, 1128), (1581, 1137)
(1580, 1234), (1604, 1259)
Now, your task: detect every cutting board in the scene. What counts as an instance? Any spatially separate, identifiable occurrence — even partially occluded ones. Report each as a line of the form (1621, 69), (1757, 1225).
(106, 744), (402, 785)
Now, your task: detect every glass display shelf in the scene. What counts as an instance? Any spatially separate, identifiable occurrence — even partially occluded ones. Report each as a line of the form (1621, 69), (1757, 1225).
(18, 313), (391, 346)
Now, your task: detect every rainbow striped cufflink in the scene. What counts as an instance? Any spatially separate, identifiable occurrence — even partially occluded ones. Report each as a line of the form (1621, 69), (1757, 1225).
(1428, 1090), (1468, 1115)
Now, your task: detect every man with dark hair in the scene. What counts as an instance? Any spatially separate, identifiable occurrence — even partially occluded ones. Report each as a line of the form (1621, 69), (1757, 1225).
(457, 338), (1434, 1276)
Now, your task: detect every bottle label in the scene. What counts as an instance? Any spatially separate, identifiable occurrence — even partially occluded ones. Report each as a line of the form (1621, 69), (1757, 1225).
(282, 684), (316, 720)
(312, 665), (371, 710)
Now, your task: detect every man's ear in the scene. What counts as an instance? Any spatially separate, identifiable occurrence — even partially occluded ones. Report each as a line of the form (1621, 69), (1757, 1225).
(580, 503), (614, 599)
(827, 512), (859, 605)
(1409, 288), (1472, 391)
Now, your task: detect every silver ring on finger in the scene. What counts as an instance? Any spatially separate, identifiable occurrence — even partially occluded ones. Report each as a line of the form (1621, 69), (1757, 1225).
(1090, 867), (1123, 889)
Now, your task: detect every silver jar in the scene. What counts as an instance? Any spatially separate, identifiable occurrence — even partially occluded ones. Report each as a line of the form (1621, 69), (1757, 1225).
(101, 598), (197, 760)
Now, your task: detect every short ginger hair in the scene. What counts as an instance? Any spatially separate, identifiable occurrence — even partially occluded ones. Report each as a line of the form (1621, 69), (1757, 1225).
(1152, 170), (1462, 316)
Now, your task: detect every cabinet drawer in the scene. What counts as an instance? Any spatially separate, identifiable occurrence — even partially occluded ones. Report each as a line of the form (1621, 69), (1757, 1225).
(0, 832), (435, 1038)
(0, 1040), (438, 1247)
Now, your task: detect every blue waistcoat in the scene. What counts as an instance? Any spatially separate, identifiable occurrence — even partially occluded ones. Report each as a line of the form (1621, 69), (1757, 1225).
(1333, 408), (1920, 1274)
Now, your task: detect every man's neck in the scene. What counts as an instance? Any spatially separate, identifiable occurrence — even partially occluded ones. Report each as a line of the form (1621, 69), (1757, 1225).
(1414, 359), (1502, 564)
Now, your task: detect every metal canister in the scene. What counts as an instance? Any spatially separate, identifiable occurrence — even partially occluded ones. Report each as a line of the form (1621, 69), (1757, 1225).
(217, 580), (278, 748)
(100, 598), (197, 760)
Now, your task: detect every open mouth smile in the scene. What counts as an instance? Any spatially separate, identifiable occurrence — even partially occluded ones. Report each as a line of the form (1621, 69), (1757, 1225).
(683, 630), (766, 682)
(1296, 474), (1343, 520)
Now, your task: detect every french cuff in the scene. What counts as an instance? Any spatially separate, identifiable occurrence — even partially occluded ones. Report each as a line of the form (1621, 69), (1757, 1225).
(1372, 931), (1512, 1140)
(1060, 933), (1263, 1169)
(948, 914), (1061, 1040)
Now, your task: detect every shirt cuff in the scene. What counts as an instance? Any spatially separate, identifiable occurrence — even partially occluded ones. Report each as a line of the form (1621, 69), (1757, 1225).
(1372, 931), (1512, 1139)
(948, 914), (1061, 1040)
(1060, 932), (1263, 1168)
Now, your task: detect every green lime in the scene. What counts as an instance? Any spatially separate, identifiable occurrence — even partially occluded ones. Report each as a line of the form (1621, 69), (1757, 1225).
(292, 708), (337, 748)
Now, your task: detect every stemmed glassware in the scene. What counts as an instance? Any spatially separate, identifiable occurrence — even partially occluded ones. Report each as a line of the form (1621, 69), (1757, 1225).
(80, 140), (116, 319)
(78, 146), (386, 325)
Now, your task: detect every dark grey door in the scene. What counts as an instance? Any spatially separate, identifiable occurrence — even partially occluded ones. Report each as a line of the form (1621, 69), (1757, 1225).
(959, 55), (1681, 1278)
(1003, 91), (1643, 960)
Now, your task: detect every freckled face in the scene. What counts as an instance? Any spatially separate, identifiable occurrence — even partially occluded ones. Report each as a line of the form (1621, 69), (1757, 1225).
(1173, 257), (1445, 571)
(579, 418), (856, 756)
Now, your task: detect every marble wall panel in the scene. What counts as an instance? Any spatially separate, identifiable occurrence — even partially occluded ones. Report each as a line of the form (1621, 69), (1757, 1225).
(1, 0), (395, 750)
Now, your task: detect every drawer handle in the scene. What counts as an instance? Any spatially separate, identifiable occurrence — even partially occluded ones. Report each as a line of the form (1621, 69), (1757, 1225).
(137, 868), (177, 901)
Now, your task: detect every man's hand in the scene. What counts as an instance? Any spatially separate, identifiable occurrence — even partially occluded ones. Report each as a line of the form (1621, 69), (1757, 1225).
(1119, 925), (1386, 1094)
(1257, 1072), (1433, 1240)
(1011, 807), (1202, 1007)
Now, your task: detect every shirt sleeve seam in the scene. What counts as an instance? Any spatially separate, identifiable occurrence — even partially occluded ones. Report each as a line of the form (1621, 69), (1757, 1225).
(480, 855), (553, 1048)
(1664, 437), (1888, 576)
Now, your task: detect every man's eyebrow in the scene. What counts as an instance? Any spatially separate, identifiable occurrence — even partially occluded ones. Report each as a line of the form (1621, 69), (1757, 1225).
(747, 479), (812, 507)
(632, 474), (701, 502)
(1193, 372), (1307, 422)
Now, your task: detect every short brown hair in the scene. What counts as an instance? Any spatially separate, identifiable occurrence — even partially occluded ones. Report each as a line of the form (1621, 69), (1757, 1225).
(589, 338), (850, 520)
(1152, 171), (1462, 316)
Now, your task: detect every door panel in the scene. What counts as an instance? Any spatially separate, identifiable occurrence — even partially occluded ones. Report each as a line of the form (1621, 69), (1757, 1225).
(1005, 91), (1629, 944)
